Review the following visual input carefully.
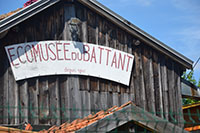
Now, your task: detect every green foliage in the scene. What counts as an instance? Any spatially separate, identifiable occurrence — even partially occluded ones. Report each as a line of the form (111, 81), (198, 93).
(182, 70), (200, 106)
(182, 98), (199, 105)
(182, 71), (197, 85)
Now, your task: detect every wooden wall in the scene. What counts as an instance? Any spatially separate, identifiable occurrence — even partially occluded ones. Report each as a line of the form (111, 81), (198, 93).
(0, 1), (184, 127)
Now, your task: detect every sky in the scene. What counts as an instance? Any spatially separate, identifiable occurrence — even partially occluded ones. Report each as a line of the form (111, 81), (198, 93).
(0, 0), (200, 81)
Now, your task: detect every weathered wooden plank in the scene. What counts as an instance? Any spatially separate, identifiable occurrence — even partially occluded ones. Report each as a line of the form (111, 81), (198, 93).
(99, 79), (106, 92)
(98, 16), (106, 46)
(38, 77), (49, 124)
(68, 76), (82, 121)
(121, 93), (129, 105)
(174, 64), (179, 124)
(81, 91), (91, 118)
(124, 34), (130, 93)
(3, 60), (9, 124)
(133, 46), (141, 107)
(79, 76), (88, 91)
(107, 92), (113, 108)
(174, 64), (184, 127)
(48, 76), (60, 125)
(95, 15), (99, 45)
(113, 93), (119, 107)
(59, 76), (69, 123)
(160, 56), (169, 121)
(90, 91), (100, 113)
(8, 67), (19, 124)
(87, 9), (96, 44)
(152, 51), (163, 118)
(138, 45), (146, 110)
(63, 4), (76, 40)
(28, 78), (39, 125)
(167, 59), (176, 122)
(142, 46), (155, 113)
(90, 78), (99, 91)
(99, 92), (108, 110)
(19, 80), (28, 123)
(132, 41), (146, 109)
(129, 73), (135, 97)
(107, 22), (116, 49)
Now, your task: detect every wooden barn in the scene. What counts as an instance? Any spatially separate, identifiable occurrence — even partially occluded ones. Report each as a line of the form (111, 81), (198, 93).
(0, 0), (193, 130)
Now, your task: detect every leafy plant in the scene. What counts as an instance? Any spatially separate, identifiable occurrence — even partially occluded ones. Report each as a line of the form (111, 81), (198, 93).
(182, 70), (200, 106)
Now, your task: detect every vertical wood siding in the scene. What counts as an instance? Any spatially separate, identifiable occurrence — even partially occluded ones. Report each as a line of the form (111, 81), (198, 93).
(0, 1), (184, 127)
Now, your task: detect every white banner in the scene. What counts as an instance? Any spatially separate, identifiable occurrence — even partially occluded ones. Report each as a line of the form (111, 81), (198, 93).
(5, 41), (134, 85)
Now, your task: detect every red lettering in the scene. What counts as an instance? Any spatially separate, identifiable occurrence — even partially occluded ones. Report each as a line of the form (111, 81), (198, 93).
(48, 43), (56, 61)
(126, 55), (133, 72)
(63, 43), (71, 60)
(17, 46), (26, 64)
(77, 52), (82, 61)
(98, 47), (104, 64)
(25, 45), (33, 63)
(71, 52), (76, 60)
(7, 47), (19, 66)
(83, 44), (90, 61)
(111, 52), (117, 68)
(105, 49), (111, 65)
(32, 44), (42, 62)
(40, 44), (49, 61)
(118, 53), (126, 70)
(56, 43), (64, 60)
(90, 47), (97, 63)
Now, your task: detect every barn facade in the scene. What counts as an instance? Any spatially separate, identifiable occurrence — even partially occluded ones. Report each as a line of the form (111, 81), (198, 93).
(0, 0), (193, 128)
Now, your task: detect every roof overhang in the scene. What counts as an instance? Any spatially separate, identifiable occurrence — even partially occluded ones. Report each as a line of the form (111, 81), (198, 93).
(0, 0), (193, 69)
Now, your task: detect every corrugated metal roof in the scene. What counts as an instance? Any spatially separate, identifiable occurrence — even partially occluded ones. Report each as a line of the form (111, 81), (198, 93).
(0, 0), (193, 69)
